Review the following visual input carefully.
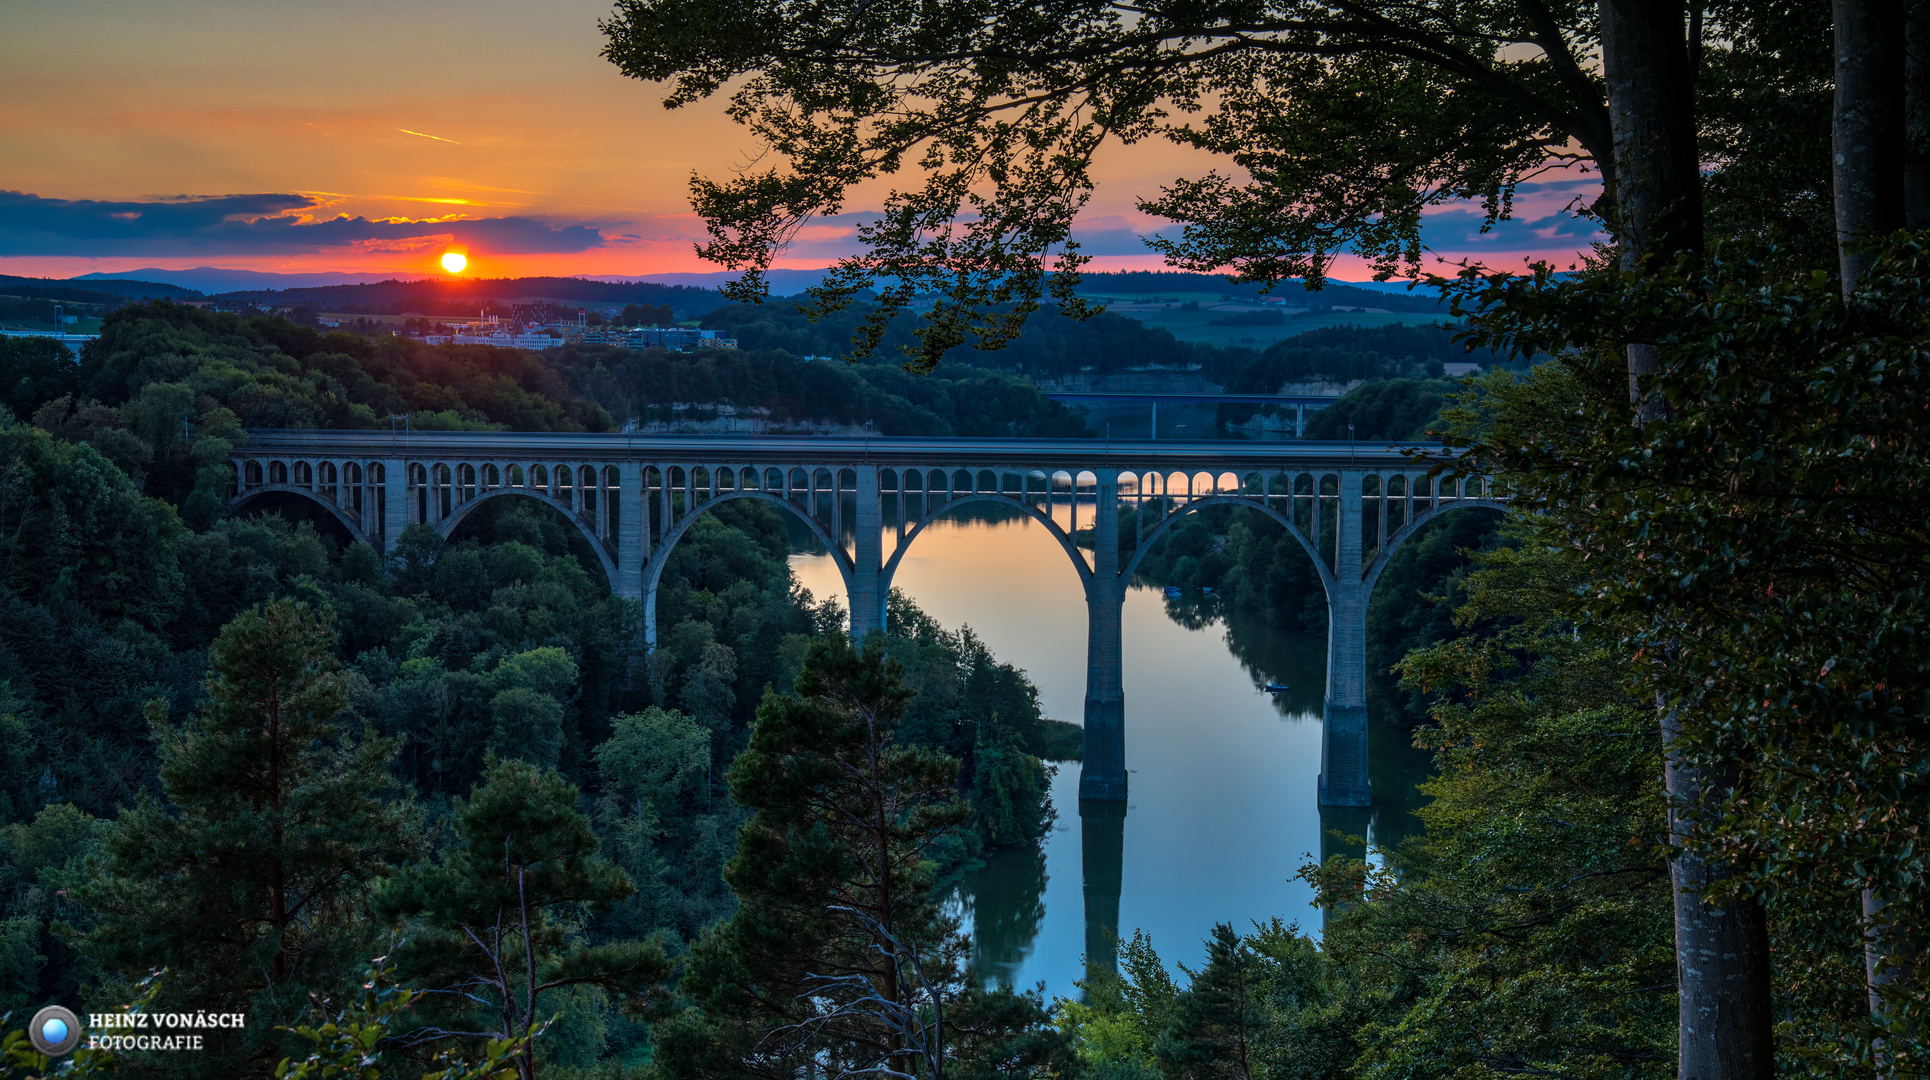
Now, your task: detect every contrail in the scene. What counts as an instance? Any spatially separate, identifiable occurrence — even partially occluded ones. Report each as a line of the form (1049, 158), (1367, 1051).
(398, 128), (459, 144)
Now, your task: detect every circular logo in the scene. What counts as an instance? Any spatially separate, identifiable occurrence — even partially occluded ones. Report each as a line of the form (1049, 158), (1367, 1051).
(28, 1006), (81, 1056)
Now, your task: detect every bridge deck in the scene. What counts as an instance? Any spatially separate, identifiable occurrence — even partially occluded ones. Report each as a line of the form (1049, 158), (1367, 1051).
(236, 430), (1456, 471)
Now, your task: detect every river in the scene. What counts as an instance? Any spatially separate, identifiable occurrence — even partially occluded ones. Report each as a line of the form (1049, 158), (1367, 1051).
(789, 509), (1432, 999)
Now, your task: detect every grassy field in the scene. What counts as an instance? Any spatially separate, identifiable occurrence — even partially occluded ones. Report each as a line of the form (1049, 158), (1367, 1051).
(1072, 291), (1449, 349)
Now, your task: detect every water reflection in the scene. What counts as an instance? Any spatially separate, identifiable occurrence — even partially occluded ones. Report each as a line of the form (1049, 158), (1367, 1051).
(790, 509), (1428, 997)
(1079, 799), (1126, 977)
(951, 843), (1048, 986)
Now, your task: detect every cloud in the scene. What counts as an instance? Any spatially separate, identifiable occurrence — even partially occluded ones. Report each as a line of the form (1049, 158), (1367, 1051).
(0, 190), (606, 256)
(1418, 209), (1604, 251)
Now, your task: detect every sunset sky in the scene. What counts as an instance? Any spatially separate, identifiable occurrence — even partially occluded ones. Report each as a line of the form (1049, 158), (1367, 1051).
(1, 0), (1601, 285)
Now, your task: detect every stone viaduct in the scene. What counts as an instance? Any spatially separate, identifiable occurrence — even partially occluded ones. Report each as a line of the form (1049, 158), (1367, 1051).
(230, 430), (1501, 808)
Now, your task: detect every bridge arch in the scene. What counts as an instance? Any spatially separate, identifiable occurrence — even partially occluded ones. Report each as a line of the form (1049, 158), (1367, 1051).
(1362, 498), (1509, 601)
(228, 484), (372, 548)
(880, 492), (1095, 602)
(643, 490), (855, 648)
(1120, 494), (1336, 599)
(436, 488), (620, 592)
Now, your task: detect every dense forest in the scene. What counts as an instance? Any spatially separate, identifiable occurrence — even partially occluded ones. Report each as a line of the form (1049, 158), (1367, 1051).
(699, 298), (1261, 380)
(0, 299), (1092, 1076)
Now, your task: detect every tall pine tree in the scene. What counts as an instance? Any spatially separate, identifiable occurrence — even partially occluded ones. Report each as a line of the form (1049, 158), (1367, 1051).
(81, 598), (421, 1075)
(374, 757), (670, 1080)
(655, 634), (1072, 1080)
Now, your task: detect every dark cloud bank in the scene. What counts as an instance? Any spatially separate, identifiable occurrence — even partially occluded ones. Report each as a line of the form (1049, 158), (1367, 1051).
(0, 191), (605, 256)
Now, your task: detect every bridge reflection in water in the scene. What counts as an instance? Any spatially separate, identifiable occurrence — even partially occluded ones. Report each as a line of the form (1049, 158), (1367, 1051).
(232, 432), (1497, 972)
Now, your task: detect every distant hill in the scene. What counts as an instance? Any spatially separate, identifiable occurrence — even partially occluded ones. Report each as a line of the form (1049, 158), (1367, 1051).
(1064, 270), (1447, 312)
(6, 274), (202, 302)
(206, 276), (730, 318)
(76, 267), (388, 293)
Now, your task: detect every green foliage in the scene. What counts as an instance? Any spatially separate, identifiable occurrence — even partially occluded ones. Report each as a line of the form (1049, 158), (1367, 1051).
(1063, 530), (1673, 1079)
(0, 338), (81, 423)
(691, 299), (1252, 381)
(556, 339), (1092, 436)
(80, 599), (422, 1075)
(591, 707), (739, 947)
(275, 959), (527, 1080)
(1299, 379), (1456, 442)
(375, 758), (670, 1078)
(81, 301), (608, 434)
(0, 420), (187, 631)
(658, 635), (1068, 1080)
(883, 592), (1061, 854)
(1226, 322), (1468, 388)
(0, 803), (102, 1014)
(1153, 924), (1269, 1080)
(1320, 526), (1674, 1079)
(1060, 923), (1342, 1080)
(1442, 238), (1930, 1068)
(1362, 507), (1506, 727)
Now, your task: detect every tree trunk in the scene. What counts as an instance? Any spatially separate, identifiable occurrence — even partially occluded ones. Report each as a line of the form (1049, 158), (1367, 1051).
(1905, 3), (1930, 228)
(1662, 711), (1776, 1080)
(1596, 7), (1777, 1074)
(1834, 2), (1917, 1032)
(1598, 0), (1703, 407)
(1835, 0), (1908, 293)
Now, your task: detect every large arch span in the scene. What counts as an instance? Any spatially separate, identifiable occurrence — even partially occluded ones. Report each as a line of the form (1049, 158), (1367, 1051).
(1363, 499), (1509, 600)
(437, 487), (621, 592)
(642, 489), (855, 648)
(881, 491), (1095, 599)
(227, 485), (372, 548)
(1120, 493), (1336, 598)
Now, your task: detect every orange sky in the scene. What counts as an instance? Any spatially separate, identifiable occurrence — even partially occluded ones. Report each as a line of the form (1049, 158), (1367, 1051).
(0, 0), (1598, 284)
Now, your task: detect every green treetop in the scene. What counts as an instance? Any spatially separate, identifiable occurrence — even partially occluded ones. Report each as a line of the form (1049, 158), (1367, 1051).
(80, 598), (422, 1074)
(374, 757), (670, 1080)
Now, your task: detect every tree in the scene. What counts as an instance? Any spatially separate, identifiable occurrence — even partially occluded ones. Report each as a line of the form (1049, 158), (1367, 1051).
(1442, 237), (1930, 1072)
(1154, 925), (1266, 1080)
(79, 598), (421, 1074)
(596, 0), (1783, 370)
(655, 634), (1070, 1080)
(0, 336), (81, 423)
(0, 420), (187, 632)
(373, 757), (670, 1080)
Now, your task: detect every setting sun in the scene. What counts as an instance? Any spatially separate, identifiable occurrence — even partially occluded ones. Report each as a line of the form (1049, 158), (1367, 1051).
(440, 250), (467, 274)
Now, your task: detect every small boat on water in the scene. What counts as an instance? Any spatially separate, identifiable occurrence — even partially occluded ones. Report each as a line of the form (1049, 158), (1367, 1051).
(1163, 586), (1182, 599)
(1263, 681), (1291, 693)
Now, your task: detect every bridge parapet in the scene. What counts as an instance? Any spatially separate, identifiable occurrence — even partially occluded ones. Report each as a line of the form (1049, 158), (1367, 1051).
(230, 431), (1503, 806)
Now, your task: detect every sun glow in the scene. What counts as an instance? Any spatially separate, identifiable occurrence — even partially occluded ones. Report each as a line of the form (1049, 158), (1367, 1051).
(440, 250), (467, 274)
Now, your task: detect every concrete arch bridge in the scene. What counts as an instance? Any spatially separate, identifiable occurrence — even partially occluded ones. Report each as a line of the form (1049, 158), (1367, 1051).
(230, 431), (1501, 807)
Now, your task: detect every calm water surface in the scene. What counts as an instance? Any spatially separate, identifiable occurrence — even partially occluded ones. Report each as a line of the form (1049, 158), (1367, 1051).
(790, 512), (1426, 999)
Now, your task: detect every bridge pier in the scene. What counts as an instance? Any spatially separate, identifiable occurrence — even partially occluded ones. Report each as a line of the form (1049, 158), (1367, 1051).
(1319, 471), (1371, 806)
(1080, 470), (1128, 801)
(382, 462), (409, 553)
(614, 460), (646, 601)
(849, 465), (886, 639)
